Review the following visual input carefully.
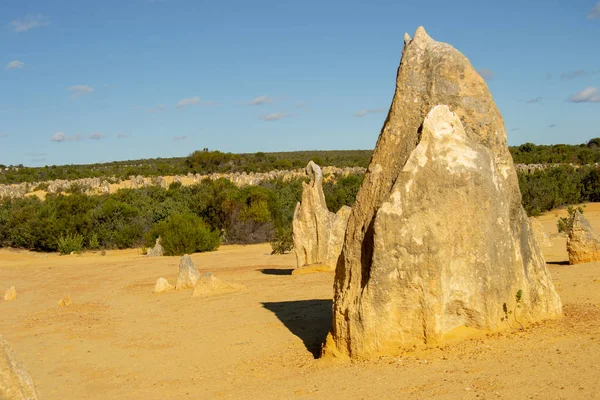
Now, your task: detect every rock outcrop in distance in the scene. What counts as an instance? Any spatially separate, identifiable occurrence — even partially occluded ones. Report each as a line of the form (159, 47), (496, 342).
(175, 255), (201, 290)
(567, 210), (600, 264)
(146, 238), (164, 257)
(292, 161), (351, 272)
(0, 334), (39, 400)
(324, 27), (562, 360)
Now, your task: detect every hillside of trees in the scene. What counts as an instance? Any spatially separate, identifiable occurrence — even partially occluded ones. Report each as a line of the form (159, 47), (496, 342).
(2, 138), (600, 185)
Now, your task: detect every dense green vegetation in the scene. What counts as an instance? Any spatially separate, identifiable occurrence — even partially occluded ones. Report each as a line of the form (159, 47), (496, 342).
(4, 139), (600, 254)
(518, 165), (600, 215)
(0, 176), (362, 254)
(509, 138), (600, 164)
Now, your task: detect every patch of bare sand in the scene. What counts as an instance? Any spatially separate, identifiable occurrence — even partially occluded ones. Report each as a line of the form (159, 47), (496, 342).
(1, 209), (600, 399)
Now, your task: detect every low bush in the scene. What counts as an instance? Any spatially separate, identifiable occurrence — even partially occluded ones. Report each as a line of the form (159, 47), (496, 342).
(57, 233), (84, 255)
(148, 213), (220, 256)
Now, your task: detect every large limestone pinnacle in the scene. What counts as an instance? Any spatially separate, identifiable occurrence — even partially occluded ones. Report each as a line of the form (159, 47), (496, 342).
(292, 161), (351, 271)
(324, 27), (562, 359)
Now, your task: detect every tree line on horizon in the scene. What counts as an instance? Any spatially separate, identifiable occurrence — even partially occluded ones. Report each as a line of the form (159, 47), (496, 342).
(2, 138), (600, 185)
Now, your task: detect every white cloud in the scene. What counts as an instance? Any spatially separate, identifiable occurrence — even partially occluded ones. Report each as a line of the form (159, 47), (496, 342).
(146, 105), (165, 113)
(89, 132), (104, 140)
(526, 97), (543, 104)
(176, 96), (200, 108)
(478, 68), (495, 80)
(50, 132), (82, 142)
(68, 85), (94, 97)
(50, 132), (66, 142)
(249, 95), (272, 106)
(567, 87), (600, 103)
(588, 2), (600, 19)
(10, 14), (50, 32)
(117, 133), (130, 139)
(260, 112), (290, 121)
(4, 60), (24, 70)
(173, 136), (188, 141)
(353, 108), (386, 117)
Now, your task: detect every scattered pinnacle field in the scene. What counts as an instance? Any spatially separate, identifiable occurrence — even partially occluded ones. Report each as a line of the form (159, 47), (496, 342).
(1, 206), (600, 399)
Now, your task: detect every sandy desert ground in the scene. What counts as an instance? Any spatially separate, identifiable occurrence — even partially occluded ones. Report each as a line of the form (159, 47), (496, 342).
(1, 205), (600, 399)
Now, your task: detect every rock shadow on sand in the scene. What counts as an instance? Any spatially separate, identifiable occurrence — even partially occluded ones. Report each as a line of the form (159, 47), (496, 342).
(257, 268), (294, 276)
(262, 299), (332, 358)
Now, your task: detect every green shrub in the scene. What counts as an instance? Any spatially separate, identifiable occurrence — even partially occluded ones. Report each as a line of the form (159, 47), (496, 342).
(57, 233), (84, 255)
(557, 205), (585, 233)
(270, 226), (293, 254)
(88, 233), (100, 250)
(150, 213), (220, 256)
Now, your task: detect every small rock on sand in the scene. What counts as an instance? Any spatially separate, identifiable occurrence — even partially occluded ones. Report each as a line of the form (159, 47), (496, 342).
(3, 286), (16, 301)
(154, 277), (174, 294)
(57, 295), (73, 307)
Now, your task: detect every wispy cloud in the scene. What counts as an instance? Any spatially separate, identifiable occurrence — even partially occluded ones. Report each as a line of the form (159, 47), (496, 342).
(117, 133), (130, 139)
(28, 152), (46, 156)
(511, 128), (519, 132)
(560, 69), (600, 80)
(249, 95), (273, 106)
(549, 124), (557, 128)
(545, 73), (553, 80)
(260, 112), (290, 121)
(567, 87), (600, 103)
(173, 136), (188, 141)
(478, 68), (495, 80)
(0, 134), (8, 139)
(526, 96), (543, 104)
(588, 2), (600, 19)
(89, 132), (104, 140)
(176, 96), (200, 108)
(68, 85), (93, 97)
(146, 104), (165, 113)
(4, 60), (24, 70)
(50, 132), (82, 142)
(353, 108), (386, 117)
(10, 14), (50, 32)
(32, 157), (46, 163)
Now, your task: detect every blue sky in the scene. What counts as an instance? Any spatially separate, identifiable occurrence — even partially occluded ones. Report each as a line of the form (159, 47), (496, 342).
(0, 0), (599, 167)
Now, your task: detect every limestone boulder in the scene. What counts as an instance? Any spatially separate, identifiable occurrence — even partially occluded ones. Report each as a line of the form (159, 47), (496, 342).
(3, 286), (16, 301)
(529, 217), (553, 248)
(175, 255), (200, 290)
(147, 238), (164, 257)
(325, 27), (562, 360)
(0, 334), (39, 400)
(192, 272), (244, 297)
(292, 161), (351, 272)
(153, 277), (174, 294)
(567, 211), (600, 264)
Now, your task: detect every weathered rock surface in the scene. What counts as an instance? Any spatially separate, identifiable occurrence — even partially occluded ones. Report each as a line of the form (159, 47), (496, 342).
(567, 211), (600, 264)
(146, 238), (164, 257)
(153, 277), (174, 294)
(175, 255), (201, 290)
(192, 272), (244, 297)
(529, 217), (553, 248)
(3, 286), (16, 301)
(325, 27), (562, 360)
(0, 334), (39, 400)
(292, 161), (351, 272)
